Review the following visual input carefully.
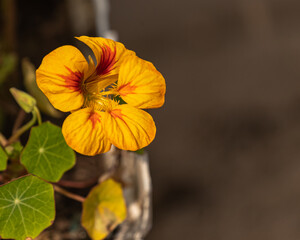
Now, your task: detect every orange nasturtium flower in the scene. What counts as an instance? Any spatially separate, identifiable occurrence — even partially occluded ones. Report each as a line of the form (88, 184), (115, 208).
(36, 36), (166, 156)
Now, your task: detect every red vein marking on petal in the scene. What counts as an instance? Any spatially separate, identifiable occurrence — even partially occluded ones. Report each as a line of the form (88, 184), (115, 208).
(57, 66), (83, 92)
(109, 109), (125, 121)
(96, 44), (117, 76)
(89, 112), (101, 129)
(118, 83), (137, 96)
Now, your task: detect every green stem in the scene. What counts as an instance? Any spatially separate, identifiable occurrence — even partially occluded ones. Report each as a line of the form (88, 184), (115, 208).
(12, 109), (26, 134)
(0, 133), (8, 147)
(6, 111), (37, 146)
(53, 185), (85, 202)
(34, 106), (42, 125)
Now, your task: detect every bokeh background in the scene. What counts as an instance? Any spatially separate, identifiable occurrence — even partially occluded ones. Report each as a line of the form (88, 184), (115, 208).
(2, 0), (300, 239)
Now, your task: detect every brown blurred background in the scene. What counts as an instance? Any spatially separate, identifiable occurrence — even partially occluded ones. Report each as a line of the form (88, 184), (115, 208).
(3, 0), (300, 239)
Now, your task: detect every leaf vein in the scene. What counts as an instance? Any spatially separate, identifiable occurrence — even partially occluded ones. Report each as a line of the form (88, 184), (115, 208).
(21, 190), (51, 202)
(2, 204), (16, 232)
(18, 176), (34, 199)
(17, 204), (28, 236)
(0, 198), (14, 203)
(19, 201), (49, 219)
(44, 140), (65, 150)
(0, 203), (14, 210)
(44, 151), (69, 161)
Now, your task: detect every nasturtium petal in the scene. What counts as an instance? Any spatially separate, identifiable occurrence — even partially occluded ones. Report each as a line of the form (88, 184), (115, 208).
(82, 179), (127, 240)
(21, 122), (76, 182)
(0, 145), (8, 171)
(118, 55), (166, 109)
(103, 105), (156, 151)
(76, 36), (135, 89)
(36, 45), (91, 112)
(62, 108), (111, 156)
(0, 175), (55, 240)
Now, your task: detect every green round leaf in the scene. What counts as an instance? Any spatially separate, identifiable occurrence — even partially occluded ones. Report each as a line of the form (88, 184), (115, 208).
(0, 146), (8, 171)
(0, 175), (55, 240)
(21, 122), (76, 182)
(82, 179), (127, 240)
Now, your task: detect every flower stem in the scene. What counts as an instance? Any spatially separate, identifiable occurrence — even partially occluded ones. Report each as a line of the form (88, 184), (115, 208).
(0, 133), (8, 148)
(53, 185), (85, 203)
(6, 111), (37, 146)
(33, 106), (42, 125)
(12, 109), (26, 134)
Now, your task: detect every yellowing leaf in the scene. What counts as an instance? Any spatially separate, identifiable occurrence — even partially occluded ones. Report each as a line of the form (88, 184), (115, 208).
(81, 179), (127, 240)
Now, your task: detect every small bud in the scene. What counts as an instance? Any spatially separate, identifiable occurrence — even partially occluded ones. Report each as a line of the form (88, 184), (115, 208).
(10, 88), (36, 113)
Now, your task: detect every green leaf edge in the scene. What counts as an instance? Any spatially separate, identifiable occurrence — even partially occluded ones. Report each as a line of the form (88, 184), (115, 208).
(0, 174), (56, 240)
(0, 145), (8, 171)
(20, 121), (76, 182)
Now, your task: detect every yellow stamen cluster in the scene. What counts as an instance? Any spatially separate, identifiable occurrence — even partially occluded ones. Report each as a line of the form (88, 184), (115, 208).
(83, 84), (119, 112)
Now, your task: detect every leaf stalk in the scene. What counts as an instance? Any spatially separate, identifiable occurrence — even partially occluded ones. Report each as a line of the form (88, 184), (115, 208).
(6, 111), (37, 146)
(53, 185), (85, 203)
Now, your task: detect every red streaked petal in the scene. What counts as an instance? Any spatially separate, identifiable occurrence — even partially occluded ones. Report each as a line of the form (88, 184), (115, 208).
(118, 82), (137, 96)
(102, 104), (156, 151)
(62, 108), (111, 156)
(36, 45), (90, 112)
(96, 44), (117, 77)
(57, 66), (84, 92)
(117, 55), (166, 109)
(76, 36), (135, 89)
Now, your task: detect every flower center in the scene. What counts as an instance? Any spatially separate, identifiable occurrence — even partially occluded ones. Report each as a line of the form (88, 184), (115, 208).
(79, 43), (119, 112)
(83, 85), (118, 112)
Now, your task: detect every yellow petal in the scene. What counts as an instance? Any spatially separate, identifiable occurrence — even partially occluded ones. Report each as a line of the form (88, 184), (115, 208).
(76, 36), (135, 89)
(103, 104), (156, 151)
(117, 55), (166, 109)
(62, 108), (111, 156)
(82, 179), (127, 240)
(36, 45), (91, 112)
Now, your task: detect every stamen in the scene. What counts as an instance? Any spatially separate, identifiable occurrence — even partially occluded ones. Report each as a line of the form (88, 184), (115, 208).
(102, 82), (118, 96)
(81, 74), (118, 97)
(100, 90), (117, 96)
(83, 92), (117, 112)
(82, 82), (119, 112)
